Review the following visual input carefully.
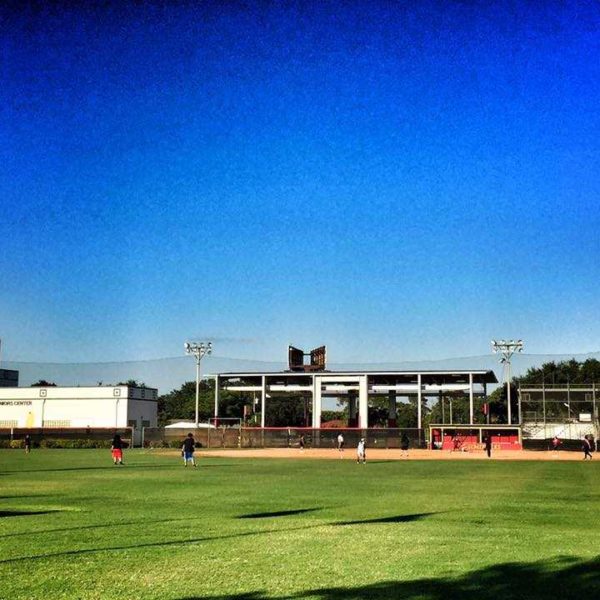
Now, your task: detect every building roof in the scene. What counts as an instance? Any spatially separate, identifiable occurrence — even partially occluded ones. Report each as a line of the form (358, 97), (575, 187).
(218, 369), (498, 383)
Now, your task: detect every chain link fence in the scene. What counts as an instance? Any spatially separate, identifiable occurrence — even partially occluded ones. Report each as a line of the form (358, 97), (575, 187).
(0, 427), (133, 448)
(519, 384), (599, 450)
(141, 427), (426, 449)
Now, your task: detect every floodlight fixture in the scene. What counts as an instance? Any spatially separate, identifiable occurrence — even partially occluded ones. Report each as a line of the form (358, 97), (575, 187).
(184, 340), (213, 427)
(491, 339), (524, 357)
(491, 339), (524, 425)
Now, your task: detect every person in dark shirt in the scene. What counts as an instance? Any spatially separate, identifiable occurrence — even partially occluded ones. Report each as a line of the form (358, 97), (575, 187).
(24, 434), (32, 454)
(484, 434), (492, 458)
(583, 435), (593, 460)
(111, 434), (124, 465)
(182, 433), (197, 467)
(400, 433), (409, 459)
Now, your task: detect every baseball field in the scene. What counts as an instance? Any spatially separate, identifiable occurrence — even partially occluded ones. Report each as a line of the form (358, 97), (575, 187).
(0, 448), (598, 599)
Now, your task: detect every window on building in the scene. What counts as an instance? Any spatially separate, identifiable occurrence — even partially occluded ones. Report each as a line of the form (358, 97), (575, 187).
(43, 420), (71, 428)
(0, 420), (18, 427)
(141, 420), (151, 428)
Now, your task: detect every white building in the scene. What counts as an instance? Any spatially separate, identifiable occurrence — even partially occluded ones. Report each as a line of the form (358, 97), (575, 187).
(0, 385), (158, 430)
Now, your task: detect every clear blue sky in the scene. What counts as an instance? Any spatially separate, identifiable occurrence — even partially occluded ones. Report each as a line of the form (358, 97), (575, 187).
(2, 1), (599, 364)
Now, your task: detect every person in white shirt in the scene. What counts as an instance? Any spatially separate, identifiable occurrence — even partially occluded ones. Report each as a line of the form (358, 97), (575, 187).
(357, 438), (366, 464)
(337, 433), (344, 457)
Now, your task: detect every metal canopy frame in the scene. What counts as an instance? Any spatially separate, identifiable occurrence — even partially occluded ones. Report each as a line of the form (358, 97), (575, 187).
(214, 369), (498, 429)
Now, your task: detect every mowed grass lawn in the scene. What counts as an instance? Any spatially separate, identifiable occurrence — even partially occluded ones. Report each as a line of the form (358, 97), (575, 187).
(0, 450), (598, 600)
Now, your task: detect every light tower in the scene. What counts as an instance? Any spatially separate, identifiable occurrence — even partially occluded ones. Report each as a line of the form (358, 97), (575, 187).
(185, 341), (213, 428)
(491, 339), (524, 424)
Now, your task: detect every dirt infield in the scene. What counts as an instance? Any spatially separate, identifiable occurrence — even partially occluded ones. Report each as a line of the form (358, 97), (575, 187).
(195, 448), (593, 461)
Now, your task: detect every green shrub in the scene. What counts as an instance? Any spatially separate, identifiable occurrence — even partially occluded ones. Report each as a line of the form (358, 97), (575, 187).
(39, 439), (54, 448)
(37, 438), (117, 449)
(10, 440), (24, 449)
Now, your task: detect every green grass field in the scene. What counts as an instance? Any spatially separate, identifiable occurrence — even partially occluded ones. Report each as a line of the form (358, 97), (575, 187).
(0, 450), (598, 600)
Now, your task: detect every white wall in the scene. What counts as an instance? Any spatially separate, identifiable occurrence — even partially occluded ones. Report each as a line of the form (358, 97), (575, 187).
(0, 398), (40, 427)
(0, 386), (157, 428)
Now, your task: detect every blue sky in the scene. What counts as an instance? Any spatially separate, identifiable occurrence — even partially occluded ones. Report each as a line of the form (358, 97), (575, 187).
(1, 1), (599, 364)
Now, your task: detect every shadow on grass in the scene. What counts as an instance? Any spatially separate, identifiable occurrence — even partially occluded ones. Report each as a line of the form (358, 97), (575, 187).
(0, 464), (180, 475)
(0, 510), (63, 518)
(1, 463), (237, 475)
(335, 512), (435, 526)
(0, 512), (438, 563)
(174, 554), (600, 599)
(0, 516), (198, 539)
(0, 528), (297, 564)
(237, 508), (321, 519)
(0, 494), (58, 500)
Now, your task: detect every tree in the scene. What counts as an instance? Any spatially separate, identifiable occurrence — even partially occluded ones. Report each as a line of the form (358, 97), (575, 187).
(321, 410), (344, 424)
(484, 385), (518, 424)
(264, 397), (306, 427)
(116, 379), (146, 387)
(30, 380), (57, 387)
(157, 379), (250, 426)
(515, 359), (600, 386)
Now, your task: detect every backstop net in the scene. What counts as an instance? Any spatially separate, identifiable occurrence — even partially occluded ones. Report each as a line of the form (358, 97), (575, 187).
(519, 384), (599, 449)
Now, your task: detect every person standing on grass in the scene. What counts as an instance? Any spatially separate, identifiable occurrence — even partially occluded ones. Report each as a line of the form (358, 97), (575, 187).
(583, 435), (593, 460)
(182, 433), (197, 467)
(299, 434), (305, 452)
(24, 434), (32, 454)
(111, 433), (124, 465)
(551, 435), (561, 456)
(400, 432), (409, 459)
(484, 434), (492, 458)
(337, 432), (345, 457)
(356, 438), (366, 464)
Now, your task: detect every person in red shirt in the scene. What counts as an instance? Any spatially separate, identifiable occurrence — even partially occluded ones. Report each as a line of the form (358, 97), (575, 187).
(111, 434), (124, 465)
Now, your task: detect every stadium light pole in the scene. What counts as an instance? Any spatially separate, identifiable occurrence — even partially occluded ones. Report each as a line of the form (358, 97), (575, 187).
(185, 341), (213, 428)
(491, 339), (524, 425)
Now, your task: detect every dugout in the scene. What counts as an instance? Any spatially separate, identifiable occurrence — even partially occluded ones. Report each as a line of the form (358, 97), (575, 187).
(430, 425), (522, 451)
